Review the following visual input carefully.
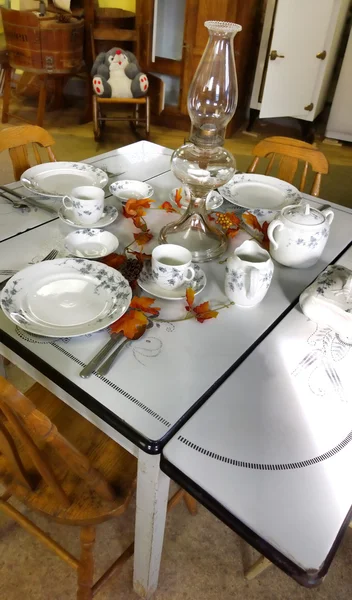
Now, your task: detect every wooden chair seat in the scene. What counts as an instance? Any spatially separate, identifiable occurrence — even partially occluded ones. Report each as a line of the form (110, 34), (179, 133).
(0, 383), (137, 525)
(247, 136), (329, 196)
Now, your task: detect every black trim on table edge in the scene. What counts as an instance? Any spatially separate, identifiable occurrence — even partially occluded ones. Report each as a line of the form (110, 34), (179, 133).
(0, 329), (158, 453)
(1, 240), (351, 455)
(160, 456), (352, 588)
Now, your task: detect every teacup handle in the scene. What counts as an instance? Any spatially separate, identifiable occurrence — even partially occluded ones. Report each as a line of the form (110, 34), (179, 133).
(63, 196), (73, 210)
(267, 219), (284, 250)
(184, 267), (195, 282)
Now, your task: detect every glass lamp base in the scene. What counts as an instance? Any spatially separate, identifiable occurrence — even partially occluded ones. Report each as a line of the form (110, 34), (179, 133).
(159, 210), (228, 262)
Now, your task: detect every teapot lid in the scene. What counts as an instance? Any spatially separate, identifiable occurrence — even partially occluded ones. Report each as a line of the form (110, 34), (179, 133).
(283, 203), (325, 225)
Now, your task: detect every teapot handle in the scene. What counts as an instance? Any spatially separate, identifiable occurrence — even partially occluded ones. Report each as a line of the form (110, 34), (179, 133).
(267, 219), (284, 250)
(247, 267), (261, 300)
(321, 208), (334, 225)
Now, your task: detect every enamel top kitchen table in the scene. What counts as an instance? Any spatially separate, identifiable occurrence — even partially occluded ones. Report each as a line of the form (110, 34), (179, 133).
(0, 141), (351, 597)
(161, 244), (352, 588)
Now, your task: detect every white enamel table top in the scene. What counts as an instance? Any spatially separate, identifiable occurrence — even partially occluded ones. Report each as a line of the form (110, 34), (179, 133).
(161, 248), (352, 584)
(0, 142), (352, 450)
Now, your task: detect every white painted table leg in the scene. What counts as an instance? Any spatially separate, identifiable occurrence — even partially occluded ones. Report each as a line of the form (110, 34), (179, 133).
(133, 452), (170, 598)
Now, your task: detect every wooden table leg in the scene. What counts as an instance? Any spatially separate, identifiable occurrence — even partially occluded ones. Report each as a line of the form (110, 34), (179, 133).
(37, 75), (48, 127)
(1, 66), (12, 124)
(133, 452), (170, 599)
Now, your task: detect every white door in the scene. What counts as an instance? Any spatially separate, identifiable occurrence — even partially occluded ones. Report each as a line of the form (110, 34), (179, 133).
(259, 0), (335, 120)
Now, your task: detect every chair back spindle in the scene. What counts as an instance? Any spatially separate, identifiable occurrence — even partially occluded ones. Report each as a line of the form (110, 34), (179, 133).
(0, 377), (116, 505)
(247, 136), (329, 196)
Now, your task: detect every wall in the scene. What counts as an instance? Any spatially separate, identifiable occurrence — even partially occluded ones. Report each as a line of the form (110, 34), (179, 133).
(98, 0), (136, 10)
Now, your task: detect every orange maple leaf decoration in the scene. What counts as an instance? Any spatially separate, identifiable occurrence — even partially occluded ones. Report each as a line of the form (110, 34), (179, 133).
(130, 296), (160, 315)
(100, 253), (126, 269)
(123, 198), (155, 231)
(174, 187), (183, 209)
(242, 212), (262, 232)
(128, 250), (152, 262)
(133, 231), (153, 246)
(185, 288), (218, 323)
(242, 213), (270, 249)
(110, 296), (160, 339)
(159, 201), (177, 213)
(110, 309), (148, 338)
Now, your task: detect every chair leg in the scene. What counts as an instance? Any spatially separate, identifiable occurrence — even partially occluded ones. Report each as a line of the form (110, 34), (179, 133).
(37, 76), (47, 127)
(2, 66), (12, 124)
(244, 555), (272, 580)
(183, 492), (198, 516)
(145, 96), (150, 139)
(92, 96), (101, 141)
(77, 526), (96, 600)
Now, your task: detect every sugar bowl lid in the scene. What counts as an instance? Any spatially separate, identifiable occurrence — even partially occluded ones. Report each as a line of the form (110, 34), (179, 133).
(282, 203), (325, 225)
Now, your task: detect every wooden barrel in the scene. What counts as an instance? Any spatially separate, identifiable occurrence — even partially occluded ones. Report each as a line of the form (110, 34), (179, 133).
(1, 8), (84, 74)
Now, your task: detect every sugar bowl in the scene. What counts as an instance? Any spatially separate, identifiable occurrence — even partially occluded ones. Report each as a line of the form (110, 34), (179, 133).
(267, 203), (334, 268)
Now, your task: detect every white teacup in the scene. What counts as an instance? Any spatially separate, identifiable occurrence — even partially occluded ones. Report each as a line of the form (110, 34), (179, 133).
(152, 244), (195, 290)
(62, 186), (104, 225)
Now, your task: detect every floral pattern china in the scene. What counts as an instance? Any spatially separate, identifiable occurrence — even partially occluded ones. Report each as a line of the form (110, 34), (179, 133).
(20, 162), (109, 198)
(218, 173), (301, 210)
(0, 258), (131, 337)
(138, 262), (206, 300)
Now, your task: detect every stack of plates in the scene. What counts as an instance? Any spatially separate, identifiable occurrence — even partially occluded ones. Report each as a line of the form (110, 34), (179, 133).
(20, 162), (109, 198)
(218, 173), (301, 211)
(0, 259), (131, 337)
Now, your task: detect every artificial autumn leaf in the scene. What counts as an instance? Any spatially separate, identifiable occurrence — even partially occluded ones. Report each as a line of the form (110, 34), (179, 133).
(160, 201), (177, 213)
(110, 309), (148, 339)
(193, 301), (219, 323)
(185, 288), (218, 323)
(124, 198), (154, 218)
(242, 212), (262, 232)
(129, 250), (152, 262)
(186, 287), (195, 309)
(261, 221), (270, 249)
(227, 228), (240, 239)
(100, 253), (126, 269)
(133, 231), (153, 246)
(130, 296), (160, 315)
(174, 187), (183, 209)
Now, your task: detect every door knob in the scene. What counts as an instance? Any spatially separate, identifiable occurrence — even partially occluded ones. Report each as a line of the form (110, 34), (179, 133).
(316, 50), (327, 60)
(270, 49), (285, 60)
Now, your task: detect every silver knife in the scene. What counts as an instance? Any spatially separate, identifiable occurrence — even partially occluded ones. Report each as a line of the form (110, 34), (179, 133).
(0, 186), (57, 214)
(79, 332), (124, 378)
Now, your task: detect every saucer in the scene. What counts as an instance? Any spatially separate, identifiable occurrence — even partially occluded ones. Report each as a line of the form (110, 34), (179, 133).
(58, 205), (118, 228)
(64, 229), (119, 258)
(109, 180), (154, 202)
(138, 262), (206, 300)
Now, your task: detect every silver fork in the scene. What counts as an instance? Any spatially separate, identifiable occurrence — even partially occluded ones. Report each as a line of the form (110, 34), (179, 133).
(0, 249), (58, 290)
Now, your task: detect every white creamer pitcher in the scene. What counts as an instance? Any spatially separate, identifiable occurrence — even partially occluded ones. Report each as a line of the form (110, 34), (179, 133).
(225, 240), (274, 307)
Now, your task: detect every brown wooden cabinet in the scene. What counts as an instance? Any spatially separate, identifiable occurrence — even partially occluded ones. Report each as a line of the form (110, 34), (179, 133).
(136, 0), (263, 136)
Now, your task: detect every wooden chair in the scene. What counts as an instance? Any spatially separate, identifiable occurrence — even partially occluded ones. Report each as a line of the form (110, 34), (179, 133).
(247, 136), (329, 197)
(0, 124), (56, 180)
(89, 7), (150, 141)
(0, 377), (196, 599)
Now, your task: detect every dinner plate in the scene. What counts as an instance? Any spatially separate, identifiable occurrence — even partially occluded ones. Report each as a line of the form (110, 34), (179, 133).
(64, 229), (119, 258)
(138, 262), (206, 300)
(218, 174), (301, 209)
(21, 162), (109, 198)
(109, 180), (154, 201)
(1, 258), (131, 337)
(58, 205), (118, 228)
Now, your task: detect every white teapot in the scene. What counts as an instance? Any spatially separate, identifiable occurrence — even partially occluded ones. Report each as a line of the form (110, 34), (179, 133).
(267, 203), (334, 268)
(225, 240), (274, 307)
